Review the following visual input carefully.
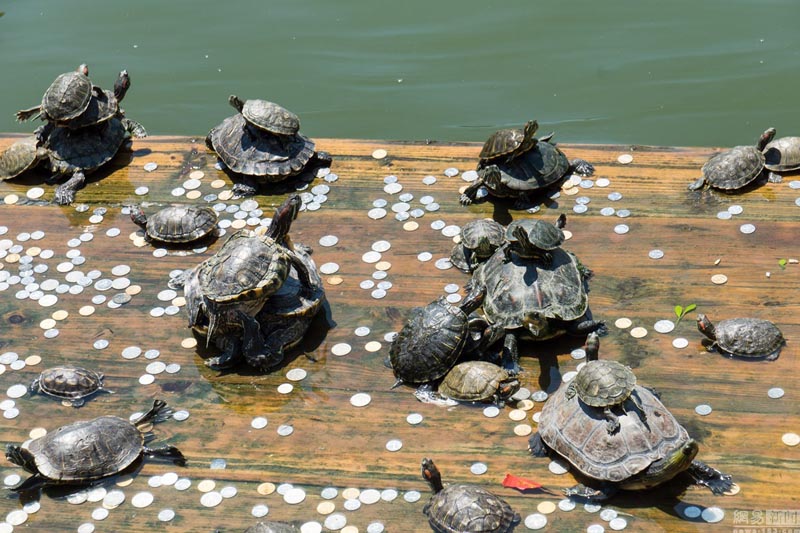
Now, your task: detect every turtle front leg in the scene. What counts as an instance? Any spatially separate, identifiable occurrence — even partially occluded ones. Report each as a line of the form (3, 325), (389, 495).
(232, 175), (259, 197)
(15, 105), (41, 123)
(687, 177), (707, 191)
(205, 335), (243, 370)
(569, 159), (595, 176)
(143, 445), (187, 466)
(687, 461), (733, 495)
(288, 251), (314, 297)
(767, 171), (783, 183)
(528, 432), (549, 457)
(566, 317), (608, 337)
(564, 483), (616, 501)
(54, 170), (86, 205)
(502, 331), (521, 376)
(459, 177), (486, 206)
(603, 406), (621, 434)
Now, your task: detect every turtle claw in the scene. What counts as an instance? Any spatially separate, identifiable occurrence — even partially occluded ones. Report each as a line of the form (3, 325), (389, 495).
(232, 181), (258, 198)
(688, 461), (733, 494)
(563, 484), (613, 501)
(571, 159), (595, 176)
(459, 193), (474, 206)
(767, 171), (783, 183)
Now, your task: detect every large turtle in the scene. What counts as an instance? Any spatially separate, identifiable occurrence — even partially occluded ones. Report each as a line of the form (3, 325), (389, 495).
(503, 214), (566, 264)
(437, 361), (520, 405)
(46, 116), (146, 204)
(450, 218), (505, 273)
(478, 120), (540, 167)
(0, 136), (49, 181)
(762, 133), (800, 181)
(130, 204), (218, 245)
(471, 246), (605, 374)
(421, 458), (520, 533)
(462, 134), (594, 208)
(30, 365), (112, 407)
(528, 380), (733, 500)
(5, 400), (186, 493)
(696, 314), (784, 361)
(688, 128), (776, 191)
(229, 95), (300, 136)
(15, 64), (98, 124)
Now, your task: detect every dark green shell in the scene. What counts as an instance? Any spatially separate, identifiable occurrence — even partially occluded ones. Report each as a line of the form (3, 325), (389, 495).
(244, 522), (299, 533)
(241, 99), (300, 135)
(701, 145), (765, 190)
(713, 317), (785, 358)
(763, 136), (800, 172)
(438, 361), (516, 402)
(41, 69), (93, 122)
(0, 137), (47, 180)
(66, 89), (119, 129)
(482, 140), (570, 197)
(505, 218), (564, 251)
(424, 483), (519, 533)
(32, 366), (105, 401)
(571, 360), (636, 408)
(145, 205), (218, 243)
(461, 219), (505, 254)
(47, 117), (127, 173)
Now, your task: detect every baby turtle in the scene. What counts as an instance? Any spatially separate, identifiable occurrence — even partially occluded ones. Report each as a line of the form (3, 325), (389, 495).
(389, 287), (485, 387)
(229, 95), (300, 136)
(6, 399), (186, 493)
(697, 314), (784, 361)
(244, 522), (299, 533)
(503, 214), (566, 264)
(30, 366), (112, 407)
(16, 64), (98, 124)
(63, 70), (132, 130)
(130, 205), (218, 245)
(450, 219), (505, 273)
(689, 128), (776, 191)
(529, 381), (732, 500)
(763, 134), (800, 181)
(422, 458), (520, 533)
(478, 119), (540, 167)
(0, 136), (49, 181)
(438, 361), (520, 405)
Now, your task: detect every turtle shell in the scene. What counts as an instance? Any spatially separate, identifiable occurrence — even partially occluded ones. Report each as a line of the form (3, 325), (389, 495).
(478, 120), (537, 164)
(539, 383), (690, 484)
(438, 361), (517, 402)
(451, 219), (505, 272)
(32, 366), (104, 403)
(66, 89), (119, 129)
(572, 360), (636, 408)
(701, 145), (765, 190)
(389, 298), (470, 384)
(145, 205), (218, 244)
(424, 483), (518, 533)
(713, 317), (785, 359)
(0, 137), (47, 180)
(47, 117), (127, 173)
(241, 99), (300, 136)
(506, 218), (564, 251)
(41, 69), (93, 122)
(207, 114), (315, 180)
(482, 140), (570, 198)
(763, 136), (800, 172)
(244, 522), (299, 533)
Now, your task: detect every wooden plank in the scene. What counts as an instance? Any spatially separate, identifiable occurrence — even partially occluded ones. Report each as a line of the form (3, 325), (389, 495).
(0, 134), (798, 532)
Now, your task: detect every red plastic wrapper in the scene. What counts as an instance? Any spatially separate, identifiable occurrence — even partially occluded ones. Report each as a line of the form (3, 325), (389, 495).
(501, 473), (543, 490)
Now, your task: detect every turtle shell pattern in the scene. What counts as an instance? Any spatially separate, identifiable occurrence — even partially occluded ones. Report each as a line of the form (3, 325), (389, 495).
(483, 140), (569, 197)
(389, 298), (469, 384)
(438, 361), (513, 402)
(244, 522), (299, 533)
(25, 415), (145, 482)
(572, 360), (636, 408)
(145, 205), (218, 244)
(208, 114), (314, 180)
(424, 483), (518, 533)
(506, 219), (564, 251)
(33, 366), (104, 401)
(47, 117), (127, 173)
(713, 317), (785, 358)
(241, 100), (300, 136)
(462, 219), (506, 255)
(479, 126), (529, 163)
(539, 383), (690, 483)
(476, 247), (588, 329)
(701, 145), (765, 190)
(41, 70), (93, 122)
(0, 137), (44, 180)
(66, 89), (119, 129)
(763, 136), (800, 172)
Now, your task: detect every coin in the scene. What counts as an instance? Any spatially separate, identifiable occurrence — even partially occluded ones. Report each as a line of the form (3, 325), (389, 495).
(548, 459), (570, 474)
(483, 406), (500, 418)
(284, 487), (306, 504)
(372, 149), (388, 159)
(257, 482), (276, 495)
(385, 439), (403, 451)
(695, 404), (712, 416)
(609, 517), (628, 530)
(617, 154), (633, 164)
(470, 462), (487, 475)
(200, 491), (223, 507)
(782, 433), (800, 446)
(653, 320), (675, 333)
(630, 326), (648, 338)
(672, 337), (689, 349)
(331, 343), (351, 356)
(131, 491), (154, 508)
(537, 501), (556, 515)
(711, 274), (728, 285)
(768, 387), (785, 399)
(513, 424), (532, 436)
(350, 393), (371, 407)
(739, 223), (756, 234)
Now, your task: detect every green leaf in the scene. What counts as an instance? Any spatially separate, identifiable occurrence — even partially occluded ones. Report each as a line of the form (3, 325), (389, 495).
(779, 258), (788, 270)
(683, 303), (696, 315)
(674, 305), (683, 319)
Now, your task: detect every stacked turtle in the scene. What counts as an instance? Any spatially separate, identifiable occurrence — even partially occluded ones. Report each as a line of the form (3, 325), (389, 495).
(206, 95), (332, 197)
(173, 194), (326, 372)
(3, 64), (146, 204)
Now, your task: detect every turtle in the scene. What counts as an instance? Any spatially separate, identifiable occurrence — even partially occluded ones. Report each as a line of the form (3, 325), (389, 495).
(389, 287), (486, 387)
(46, 116), (146, 205)
(421, 458), (520, 533)
(503, 213), (567, 264)
(29, 365), (113, 407)
(565, 333), (645, 434)
(696, 314), (784, 361)
(129, 204), (218, 245)
(229, 95), (300, 136)
(15, 64), (99, 124)
(762, 134), (800, 181)
(5, 399), (186, 493)
(528, 381), (733, 501)
(62, 70), (132, 131)
(688, 128), (777, 191)
(478, 119), (540, 167)
(437, 361), (520, 405)
(450, 218), (505, 273)
(0, 136), (49, 181)
(471, 246), (605, 374)
(244, 522), (299, 533)
(461, 134), (594, 208)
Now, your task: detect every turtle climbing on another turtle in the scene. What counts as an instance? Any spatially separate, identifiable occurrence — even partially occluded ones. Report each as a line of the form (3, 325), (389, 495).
(0, 136), (49, 181)
(762, 133), (800, 182)
(477, 119), (540, 168)
(29, 365), (112, 407)
(450, 219), (505, 273)
(688, 128), (777, 191)
(229, 95), (301, 136)
(15, 64), (99, 124)
(696, 314), (785, 361)
(130, 205), (218, 245)
(503, 214), (567, 265)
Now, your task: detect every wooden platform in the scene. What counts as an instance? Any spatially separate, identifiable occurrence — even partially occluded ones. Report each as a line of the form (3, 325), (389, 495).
(0, 134), (798, 532)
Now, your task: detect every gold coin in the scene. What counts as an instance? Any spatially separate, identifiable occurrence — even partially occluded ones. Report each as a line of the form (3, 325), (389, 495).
(342, 487), (361, 500)
(39, 318), (57, 330)
(563, 187), (579, 196)
(513, 424), (532, 437)
(254, 226), (268, 236)
(218, 190), (234, 201)
(508, 409), (527, 421)
(116, 475), (134, 487)
(341, 527), (359, 533)
(172, 296), (186, 307)
(5, 253), (20, 263)
(4, 194), (19, 205)
(189, 170), (205, 180)
(375, 261), (392, 271)
(79, 305), (95, 316)
(256, 482), (276, 495)
(562, 180), (575, 190)
(364, 341), (382, 352)
(317, 501), (336, 515)
(231, 219), (247, 229)
(630, 326), (648, 338)
(29, 427), (47, 439)
(133, 236), (147, 247)
(26, 246), (41, 257)
(197, 479), (216, 493)
(186, 190), (202, 200)
(711, 274), (728, 285)
(403, 221), (419, 231)
(126, 285), (142, 295)
(562, 229), (573, 240)
(25, 355), (42, 366)
(210, 179), (226, 189)
(615, 317), (632, 329)
(516, 399), (534, 411)
(327, 276), (343, 285)
(52, 309), (69, 321)
(537, 501), (557, 514)
(181, 337), (198, 349)
(723, 483), (741, 496)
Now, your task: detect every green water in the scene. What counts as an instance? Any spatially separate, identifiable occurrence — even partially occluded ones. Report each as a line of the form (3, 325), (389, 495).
(1, 0), (798, 146)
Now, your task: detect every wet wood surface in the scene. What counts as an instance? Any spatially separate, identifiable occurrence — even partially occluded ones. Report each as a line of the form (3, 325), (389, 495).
(0, 134), (798, 532)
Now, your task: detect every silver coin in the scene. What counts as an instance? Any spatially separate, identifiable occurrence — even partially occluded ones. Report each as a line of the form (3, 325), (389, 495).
(324, 513), (347, 530)
(425, 202), (440, 211)
(112, 293), (132, 305)
(153, 248), (168, 258)
(445, 293), (462, 304)
(482, 406), (500, 418)
(381, 488), (398, 501)
(653, 320), (675, 333)
(77, 524), (94, 533)
(79, 232), (94, 242)
(135, 186), (150, 196)
(586, 524), (605, 533)
(319, 235), (339, 247)
(422, 175), (437, 185)
(9, 360), (25, 371)
(524, 514), (548, 530)
(350, 393), (371, 407)
(584, 502), (602, 513)
(3, 474), (21, 487)
(600, 207), (615, 216)
(434, 258), (452, 270)
(122, 346), (142, 359)
(362, 251), (381, 264)
(716, 210), (732, 220)
(143, 162), (158, 172)
(377, 280), (392, 290)
(391, 202), (410, 213)
(406, 413), (423, 425)
(344, 498), (361, 511)
(672, 337), (689, 349)
(695, 404), (713, 416)
(384, 183), (403, 194)
(371, 288), (387, 299)
(0, 399), (15, 410)
(94, 279), (112, 291)
(251, 504), (269, 518)
(409, 208), (425, 218)
(277, 424), (294, 436)
(150, 307), (165, 318)
(91, 508), (109, 521)
(531, 390), (548, 402)
(43, 328), (59, 339)
(395, 211), (410, 221)
(4, 383), (25, 399)
(220, 485), (238, 498)
(558, 498), (576, 511)
(385, 439), (403, 451)
(360, 279), (375, 290)
(600, 509), (618, 521)
(470, 462), (488, 475)
(320, 262), (339, 275)
(442, 225), (461, 238)
(38, 294), (58, 307)
(443, 167), (459, 177)
(570, 348), (586, 359)
(354, 326), (371, 337)
(573, 204), (588, 214)
(701, 507), (725, 523)
(131, 491), (154, 508)
(366, 522), (385, 533)
(609, 518), (627, 530)
(616, 209), (631, 217)
(148, 476), (163, 488)
(768, 387), (785, 399)
(146, 361), (166, 375)
(200, 491), (223, 508)
(461, 170), (478, 182)
(789, 180), (800, 190)
(740, 223), (756, 234)
(372, 240), (391, 252)
(111, 278), (130, 290)
(576, 196), (591, 205)
(564, 369), (578, 382)
(728, 204), (743, 215)
(548, 459), (570, 475)
(368, 208), (387, 220)
(93, 339), (109, 350)
(403, 490), (421, 503)
(614, 224), (629, 235)
(648, 249), (665, 260)
(430, 220), (446, 232)
(372, 270), (388, 280)
(165, 363), (181, 374)
(417, 252), (432, 262)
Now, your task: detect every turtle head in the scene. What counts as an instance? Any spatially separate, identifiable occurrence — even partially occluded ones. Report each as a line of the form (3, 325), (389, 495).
(497, 377), (521, 403)
(228, 95), (245, 113)
(757, 127), (777, 151)
(522, 310), (549, 337)
(479, 165), (503, 190)
(77, 64), (89, 76)
(519, 120), (540, 152)
(267, 194), (301, 242)
(421, 458), (444, 493)
(128, 205), (147, 228)
(114, 70), (131, 101)
(5, 444), (38, 474)
(585, 332), (600, 361)
(696, 314), (716, 341)
(652, 439), (699, 482)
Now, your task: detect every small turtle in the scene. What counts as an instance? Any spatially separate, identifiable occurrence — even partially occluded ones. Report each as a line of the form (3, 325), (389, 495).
(503, 214), (566, 264)
(16, 64), (99, 124)
(0, 136), (49, 181)
(30, 366), (112, 407)
(389, 287), (485, 387)
(421, 458), (520, 533)
(689, 128), (776, 191)
(565, 333), (644, 433)
(450, 219), (505, 273)
(478, 119), (540, 167)
(696, 314), (784, 361)
(5, 399), (185, 493)
(438, 361), (520, 405)
(244, 522), (299, 533)
(529, 381), (732, 501)
(462, 134), (594, 208)
(229, 95), (300, 136)
(63, 70), (132, 131)
(130, 205), (218, 245)
(763, 134), (800, 181)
